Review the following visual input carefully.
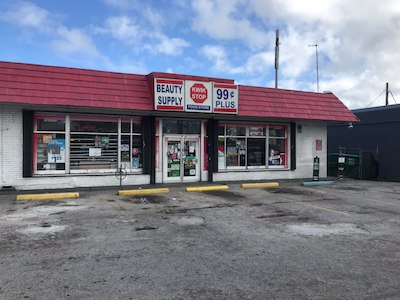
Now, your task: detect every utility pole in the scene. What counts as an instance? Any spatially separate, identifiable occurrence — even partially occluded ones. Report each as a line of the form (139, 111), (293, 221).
(308, 44), (319, 92)
(275, 29), (279, 89)
(386, 82), (389, 106)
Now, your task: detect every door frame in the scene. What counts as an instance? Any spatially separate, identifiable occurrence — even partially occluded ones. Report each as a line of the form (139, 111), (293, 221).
(162, 134), (201, 183)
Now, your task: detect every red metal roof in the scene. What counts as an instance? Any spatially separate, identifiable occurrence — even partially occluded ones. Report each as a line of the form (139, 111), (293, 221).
(0, 61), (358, 122)
(0, 61), (153, 111)
(239, 85), (358, 122)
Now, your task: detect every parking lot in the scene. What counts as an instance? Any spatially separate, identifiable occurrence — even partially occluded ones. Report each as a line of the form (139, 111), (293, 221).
(1, 179), (400, 300)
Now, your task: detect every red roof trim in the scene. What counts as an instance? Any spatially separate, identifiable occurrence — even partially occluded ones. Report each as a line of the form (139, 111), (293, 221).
(155, 79), (184, 85)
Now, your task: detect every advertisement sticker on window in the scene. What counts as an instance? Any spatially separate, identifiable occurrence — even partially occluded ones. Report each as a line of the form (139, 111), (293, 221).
(47, 139), (65, 163)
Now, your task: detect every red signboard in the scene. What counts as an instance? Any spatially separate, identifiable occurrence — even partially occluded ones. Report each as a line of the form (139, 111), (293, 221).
(190, 83), (208, 104)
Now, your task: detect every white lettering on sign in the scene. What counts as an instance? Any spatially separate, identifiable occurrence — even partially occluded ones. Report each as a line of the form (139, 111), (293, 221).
(185, 81), (212, 113)
(154, 78), (185, 111)
(213, 83), (238, 114)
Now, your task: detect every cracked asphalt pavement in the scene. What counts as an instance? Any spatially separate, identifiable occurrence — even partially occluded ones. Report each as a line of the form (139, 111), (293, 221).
(1, 180), (400, 299)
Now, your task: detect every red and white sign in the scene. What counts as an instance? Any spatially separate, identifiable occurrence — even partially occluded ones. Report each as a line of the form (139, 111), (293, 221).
(213, 83), (238, 114)
(154, 78), (239, 114)
(154, 78), (184, 111)
(185, 81), (212, 113)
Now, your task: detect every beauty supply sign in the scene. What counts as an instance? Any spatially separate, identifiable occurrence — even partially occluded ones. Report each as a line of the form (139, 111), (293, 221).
(154, 78), (184, 111)
(154, 78), (238, 114)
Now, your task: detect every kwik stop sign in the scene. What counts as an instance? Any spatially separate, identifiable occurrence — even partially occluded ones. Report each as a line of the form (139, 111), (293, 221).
(185, 81), (212, 113)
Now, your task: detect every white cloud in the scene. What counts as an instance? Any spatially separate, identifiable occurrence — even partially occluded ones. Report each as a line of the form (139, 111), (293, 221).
(149, 34), (190, 56)
(97, 15), (190, 56)
(192, 0), (400, 108)
(101, 16), (142, 42)
(199, 45), (231, 71)
(0, 1), (51, 30)
(192, 0), (269, 47)
(52, 26), (101, 58)
(200, 44), (274, 75)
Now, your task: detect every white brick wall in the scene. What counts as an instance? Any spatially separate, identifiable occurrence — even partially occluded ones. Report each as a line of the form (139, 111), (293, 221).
(0, 104), (23, 186)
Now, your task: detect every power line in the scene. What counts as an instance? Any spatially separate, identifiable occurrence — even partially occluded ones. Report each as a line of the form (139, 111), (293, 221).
(389, 91), (397, 104)
(366, 88), (386, 107)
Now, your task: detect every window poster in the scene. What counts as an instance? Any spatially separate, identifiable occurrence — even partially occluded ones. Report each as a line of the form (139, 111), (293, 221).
(101, 137), (110, 148)
(47, 139), (65, 163)
(121, 144), (129, 152)
(89, 148), (102, 157)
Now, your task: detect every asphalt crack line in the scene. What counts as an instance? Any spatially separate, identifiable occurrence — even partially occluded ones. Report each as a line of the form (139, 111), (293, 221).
(273, 195), (351, 216)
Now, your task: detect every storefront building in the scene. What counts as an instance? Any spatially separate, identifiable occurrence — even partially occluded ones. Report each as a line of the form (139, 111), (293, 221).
(0, 62), (358, 190)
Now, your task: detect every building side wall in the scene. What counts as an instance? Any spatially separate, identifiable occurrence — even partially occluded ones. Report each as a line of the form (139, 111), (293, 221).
(328, 118), (400, 180)
(0, 105), (150, 190)
(213, 122), (327, 181)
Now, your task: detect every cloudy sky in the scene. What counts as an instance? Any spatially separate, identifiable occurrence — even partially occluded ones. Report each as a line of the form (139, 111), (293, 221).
(1, 0), (399, 109)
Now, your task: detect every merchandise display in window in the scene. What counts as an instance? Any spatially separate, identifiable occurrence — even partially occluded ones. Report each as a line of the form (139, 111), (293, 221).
(35, 133), (66, 171)
(218, 123), (288, 170)
(33, 113), (143, 175)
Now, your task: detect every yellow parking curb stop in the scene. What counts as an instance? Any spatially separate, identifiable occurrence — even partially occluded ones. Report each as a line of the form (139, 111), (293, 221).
(16, 192), (80, 201)
(186, 185), (229, 192)
(118, 188), (169, 196)
(241, 182), (279, 189)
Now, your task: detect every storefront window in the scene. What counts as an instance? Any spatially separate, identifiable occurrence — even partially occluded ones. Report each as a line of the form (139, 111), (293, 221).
(268, 125), (288, 168)
(226, 125), (246, 136)
(218, 137), (225, 169)
(70, 134), (118, 171)
(70, 120), (118, 133)
(218, 125), (225, 136)
(122, 119), (142, 133)
(35, 133), (66, 172)
(33, 114), (143, 175)
(249, 126), (266, 136)
(268, 138), (287, 168)
(218, 123), (288, 170)
(247, 138), (266, 167)
(163, 119), (200, 134)
(226, 137), (246, 168)
(37, 118), (65, 131)
(34, 115), (66, 174)
(120, 135), (143, 171)
(121, 118), (143, 171)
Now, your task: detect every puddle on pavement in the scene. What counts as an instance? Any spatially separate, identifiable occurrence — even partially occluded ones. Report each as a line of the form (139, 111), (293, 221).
(135, 226), (158, 231)
(267, 188), (316, 195)
(202, 190), (246, 200)
(256, 210), (296, 218)
(340, 186), (367, 191)
(287, 223), (365, 237)
(171, 216), (205, 226)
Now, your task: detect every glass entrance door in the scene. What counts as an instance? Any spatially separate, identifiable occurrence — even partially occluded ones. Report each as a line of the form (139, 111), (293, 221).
(163, 136), (200, 183)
